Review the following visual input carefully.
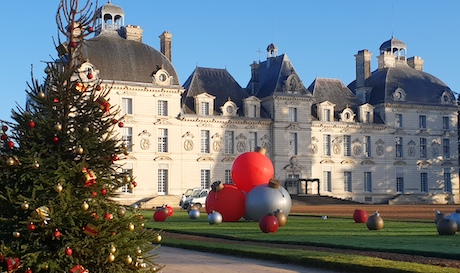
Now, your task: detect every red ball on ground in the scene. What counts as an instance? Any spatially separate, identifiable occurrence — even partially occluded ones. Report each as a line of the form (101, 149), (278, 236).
(154, 209), (167, 222)
(165, 205), (174, 217)
(353, 209), (368, 223)
(259, 214), (279, 233)
(231, 151), (274, 193)
(205, 184), (246, 222)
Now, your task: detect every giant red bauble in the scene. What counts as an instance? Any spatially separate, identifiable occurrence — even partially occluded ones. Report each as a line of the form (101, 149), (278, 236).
(353, 209), (368, 223)
(259, 214), (279, 233)
(165, 205), (174, 217)
(205, 184), (246, 222)
(153, 209), (167, 222)
(231, 151), (274, 193)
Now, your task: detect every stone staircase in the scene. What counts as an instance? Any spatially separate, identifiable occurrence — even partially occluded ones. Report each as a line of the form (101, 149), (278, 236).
(388, 194), (452, 205)
(138, 195), (182, 209)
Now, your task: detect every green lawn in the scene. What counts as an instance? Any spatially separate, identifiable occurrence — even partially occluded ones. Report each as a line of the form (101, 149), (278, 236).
(143, 210), (460, 272)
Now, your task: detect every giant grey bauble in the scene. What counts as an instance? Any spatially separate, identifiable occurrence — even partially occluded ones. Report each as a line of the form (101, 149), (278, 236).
(245, 184), (291, 221)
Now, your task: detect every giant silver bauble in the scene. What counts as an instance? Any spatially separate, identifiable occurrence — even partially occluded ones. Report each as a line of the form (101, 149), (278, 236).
(207, 211), (223, 225)
(245, 184), (292, 221)
(449, 209), (460, 226)
(189, 209), (200, 219)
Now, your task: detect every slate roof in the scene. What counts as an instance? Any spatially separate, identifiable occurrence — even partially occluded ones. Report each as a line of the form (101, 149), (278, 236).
(80, 32), (180, 85)
(247, 54), (310, 98)
(182, 67), (249, 115)
(348, 66), (455, 106)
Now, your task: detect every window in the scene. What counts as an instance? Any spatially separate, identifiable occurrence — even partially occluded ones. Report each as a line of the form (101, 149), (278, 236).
(396, 167), (404, 193)
(343, 135), (351, 156)
(158, 100), (168, 116)
(344, 171), (352, 192)
(288, 107), (298, 122)
(420, 173), (428, 192)
(395, 114), (402, 128)
(249, 132), (257, 152)
(363, 136), (371, 157)
(224, 131), (234, 154)
(158, 128), (168, 153)
(251, 105), (257, 118)
(201, 130), (210, 153)
(444, 168), (452, 193)
(158, 168), (168, 195)
(323, 109), (331, 122)
(443, 139), (450, 158)
(200, 102), (210, 115)
(120, 169), (133, 193)
(443, 116), (450, 130)
(420, 138), (427, 158)
(364, 172), (372, 192)
(122, 98), (132, 115)
(289, 133), (298, 155)
(395, 137), (403, 158)
(365, 111), (371, 123)
(225, 169), (233, 184)
(122, 127), (133, 152)
(201, 169), (210, 189)
(419, 115), (426, 129)
(323, 171), (332, 192)
(323, 134), (331, 156)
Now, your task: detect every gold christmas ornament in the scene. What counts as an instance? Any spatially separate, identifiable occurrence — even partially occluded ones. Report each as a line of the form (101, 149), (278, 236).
(108, 253), (115, 262)
(12, 231), (20, 238)
(128, 223), (135, 231)
(136, 247), (142, 255)
(6, 157), (15, 166)
(76, 146), (84, 155)
(83, 127), (90, 133)
(55, 183), (63, 193)
(110, 244), (117, 253)
(128, 183), (134, 190)
(21, 201), (29, 210)
(117, 206), (126, 218)
(155, 234), (162, 243)
(125, 255), (133, 265)
(38, 92), (45, 99)
(32, 161), (40, 169)
(123, 150), (129, 156)
(82, 201), (89, 210)
(141, 223), (145, 228)
(54, 123), (62, 132)
(124, 175), (132, 183)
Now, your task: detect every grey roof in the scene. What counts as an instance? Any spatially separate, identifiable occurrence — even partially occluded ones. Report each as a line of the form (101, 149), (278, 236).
(80, 32), (180, 85)
(246, 54), (310, 98)
(182, 67), (249, 115)
(379, 37), (406, 52)
(96, 3), (124, 17)
(348, 66), (455, 106)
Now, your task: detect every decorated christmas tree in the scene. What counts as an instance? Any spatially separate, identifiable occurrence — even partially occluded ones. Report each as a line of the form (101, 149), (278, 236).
(0, 0), (163, 272)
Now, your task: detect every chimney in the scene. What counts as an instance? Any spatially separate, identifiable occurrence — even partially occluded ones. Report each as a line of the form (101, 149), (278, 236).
(354, 49), (372, 88)
(249, 61), (260, 95)
(125, 25), (143, 42)
(407, 56), (424, 71)
(160, 31), (173, 62)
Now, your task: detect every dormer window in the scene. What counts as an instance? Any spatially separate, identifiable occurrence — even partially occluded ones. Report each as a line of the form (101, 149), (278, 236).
(195, 92), (215, 116)
(392, 87), (406, 101)
(243, 96), (261, 118)
(152, 69), (171, 86)
(359, 103), (375, 123)
(441, 91), (453, 105)
(221, 100), (238, 117)
(340, 108), (355, 122)
(317, 101), (335, 122)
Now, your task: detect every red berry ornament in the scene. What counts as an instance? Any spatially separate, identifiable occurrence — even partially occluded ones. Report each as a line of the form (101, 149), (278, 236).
(25, 268), (32, 273)
(28, 222), (36, 232)
(101, 188), (107, 195)
(52, 136), (59, 143)
(70, 42), (77, 48)
(96, 85), (102, 91)
(105, 213), (113, 220)
(28, 120), (36, 128)
(87, 26), (94, 33)
(1, 125), (7, 132)
(1, 134), (7, 141)
(118, 122), (124, 128)
(7, 141), (14, 148)
(87, 73), (93, 80)
(132, 181), (137, 188)
(112, 119), (118, 124)
(92, 191), (98, 197)
(54, 229), (61, 238)
(65, 247), (73, 256)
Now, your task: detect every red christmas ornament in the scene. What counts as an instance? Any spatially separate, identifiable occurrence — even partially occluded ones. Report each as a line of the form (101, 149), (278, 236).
(118, 122), (124, 128)
(1, 134), (7, 141)
(28, 120), (35, 128)
(91, 191), (98, 197)
(112, 155), (119, 162)
(1, 125), (8, 132)
(54, 229), (61, 238)
(231, 150), (274, 193)
(153, 209), (167, 222)
(101, 188), (107, 195)
(139, 214), (143, 220)
(165, 205), (174, 217)
(112, 119), (118, 124)
(25, 268), (32, 273)
(87, 73), (93, 80)
(69, 42), (77, 48)
(205, 184), (246, 222)
(65, 247), (73, 256)
(7, 141), (14, 148)
(259, 214), (279, 233)
(353, 209), (369, 223)
(96, 85), (102, 91)
(132, 181), (137, 188)
(28, 222), (36, 232)
(53, 98), (59, 103)
(104, 213), (113, 220)
(87, 26), (94, 33)
(52, 136), (59, 143)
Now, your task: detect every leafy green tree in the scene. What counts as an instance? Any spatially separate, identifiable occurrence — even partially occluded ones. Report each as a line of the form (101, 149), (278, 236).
(0, 1), (163, 272)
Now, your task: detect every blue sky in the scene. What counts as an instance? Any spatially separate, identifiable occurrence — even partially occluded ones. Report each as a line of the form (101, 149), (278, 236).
(1, 1), (459, 122)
